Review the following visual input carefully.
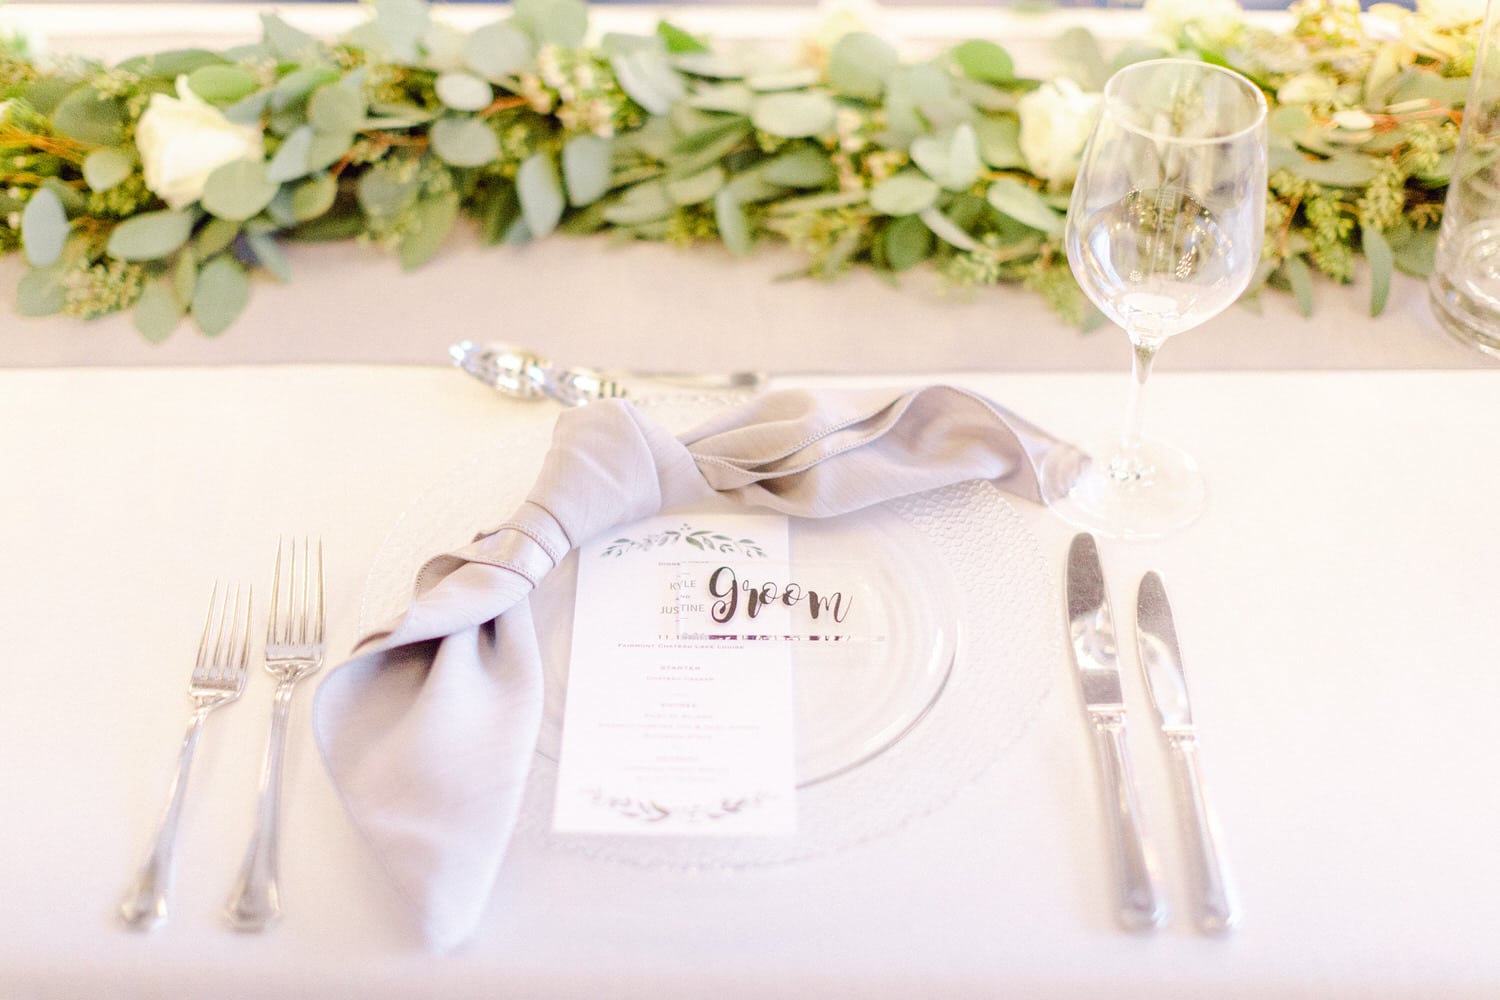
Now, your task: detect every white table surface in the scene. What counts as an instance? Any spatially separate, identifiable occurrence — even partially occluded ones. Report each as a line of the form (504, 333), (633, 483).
(4, 5), (1499, 996)
(4, 363), (1499, 999)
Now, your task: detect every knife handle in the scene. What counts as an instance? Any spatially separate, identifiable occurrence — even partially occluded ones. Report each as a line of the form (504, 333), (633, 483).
(1091, 715), (1168, 932)
(1167, 732), (1239, 934)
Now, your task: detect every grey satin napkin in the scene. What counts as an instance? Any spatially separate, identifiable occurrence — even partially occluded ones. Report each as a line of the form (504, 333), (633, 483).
(312, 384), (1072, 950)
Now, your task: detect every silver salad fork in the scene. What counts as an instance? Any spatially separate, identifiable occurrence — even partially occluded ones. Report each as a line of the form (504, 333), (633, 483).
(224, 537), (325, 932)
(119, 583), (252, 931)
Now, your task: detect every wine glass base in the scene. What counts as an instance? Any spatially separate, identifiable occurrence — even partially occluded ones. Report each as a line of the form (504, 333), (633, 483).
(1039, 438), (1205, 541)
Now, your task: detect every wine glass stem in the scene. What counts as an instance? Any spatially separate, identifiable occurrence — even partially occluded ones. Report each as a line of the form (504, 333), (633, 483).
(1114, 336), (1162, 482)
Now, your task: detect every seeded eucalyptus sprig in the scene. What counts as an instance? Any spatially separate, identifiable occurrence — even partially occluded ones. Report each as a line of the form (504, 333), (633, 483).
(0, 0), (1477, 340)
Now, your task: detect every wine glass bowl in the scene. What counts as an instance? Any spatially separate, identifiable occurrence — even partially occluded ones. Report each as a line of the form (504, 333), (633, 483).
(1041, 59), (1268, 540)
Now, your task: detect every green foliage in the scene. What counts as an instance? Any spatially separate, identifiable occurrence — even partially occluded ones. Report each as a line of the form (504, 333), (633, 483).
(0, 0), (1468, 339)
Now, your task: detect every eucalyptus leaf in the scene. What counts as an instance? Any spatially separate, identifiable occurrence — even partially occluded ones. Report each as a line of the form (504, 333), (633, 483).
(430, 116), (501, 167)
(174, 248), (198, 304)
(672, 51), (747, 80)
(308, 129), (355, 173)
(16, 265), (66, 317)
(123, 49), (223, 80)
(869, 171), (940, 217)
(357, 164), (420, 218)
(686, 82), (754, 115)
(1362, 225), (1394, 317)
(604, 181), (674, 225)
(187, 64), (258, 104)
(882, 214), (934, 271)
(133, 281), (183, 343)
(763, 145), (836, 188)
(52, 85), (125, 146)
(106, 210), (194, 261)
(973, 114), (1024, 169)
(202, 159), (280, 222)
(910, 123), (982, 191)
(1283, 254), (1314, 316)
(197, 217), (240, 257)
(21, 186), (68, 267)
(657, 21), (710, 55)
(952, 40), (1014, 85)
(562, 134), (614, 206)
(986, 178), (1063, 235)
(714, 188), (752, 256)
(261, 13), (320, 60)
(265, 187), (299, 229)
(919, 206), (980, 251)
(515, 0), (588, 48)
(666, 165), (725, 205)
(746, 68), (820, 92)
(435, 71), (494, 112)
(1287, 151), (1378, 188)
(423, 23), (470, 72)
(517, 153), (566, 238)
(1390, 226), (1438, 278)
(82, 148), (133, 193)
(828, 32), (898, 101)
(393, 191), (456, 268)
(191, 257), (251, 337)
(308, 83), (366, 133)
(750, 91), (836, 139)
(268, 125), (314, 182)
(465, 20), (535, 78)
(225, 90), (273, 127)
(291, 174), (338, 221)
(1050, 26), (1109, 91)
(371, 0), (431, 62)
(272, 65), (342, 112)
(612, 47), (686, 116)
(241, 231), (289, 283)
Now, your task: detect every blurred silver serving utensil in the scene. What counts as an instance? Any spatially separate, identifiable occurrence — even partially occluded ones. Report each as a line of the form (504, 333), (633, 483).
(450, 340), (765, 407)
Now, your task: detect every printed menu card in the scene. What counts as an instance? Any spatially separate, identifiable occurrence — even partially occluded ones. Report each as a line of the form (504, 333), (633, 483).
(554, 513), (801, 837)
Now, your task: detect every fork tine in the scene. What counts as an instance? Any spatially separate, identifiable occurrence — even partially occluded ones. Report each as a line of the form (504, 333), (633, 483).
(268, 536), (283, 647)
(231, 583), (252, 685)
(211, 583), (233, 671)
(295, 536), (308, 647)
(195, 581), (219, 676)
(314, 537), (325, 645)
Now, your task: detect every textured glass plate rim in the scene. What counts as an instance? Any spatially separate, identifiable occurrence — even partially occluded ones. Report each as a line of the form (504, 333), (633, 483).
(524, 501), (960, 790)
(358, 400), (1060, 870)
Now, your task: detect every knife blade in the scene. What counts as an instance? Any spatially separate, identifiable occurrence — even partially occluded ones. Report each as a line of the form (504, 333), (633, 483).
(1136, 571), (1239, 934)
(1065, 533), (1168, 932)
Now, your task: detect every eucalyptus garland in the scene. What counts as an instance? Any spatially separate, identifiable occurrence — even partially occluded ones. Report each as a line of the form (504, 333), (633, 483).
(0, 0), (1478, 340)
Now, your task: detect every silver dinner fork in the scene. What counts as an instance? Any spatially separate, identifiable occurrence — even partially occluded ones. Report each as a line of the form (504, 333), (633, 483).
(224, 537), (324, 932)
(119, 583), (252, 931)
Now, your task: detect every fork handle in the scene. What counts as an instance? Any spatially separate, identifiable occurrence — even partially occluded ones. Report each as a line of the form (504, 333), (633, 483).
(119, 709), (207, 930)
(224, 679), (295, 932)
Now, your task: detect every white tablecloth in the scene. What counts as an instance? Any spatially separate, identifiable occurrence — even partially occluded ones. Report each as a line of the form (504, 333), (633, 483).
(4, 363), (1498, 998)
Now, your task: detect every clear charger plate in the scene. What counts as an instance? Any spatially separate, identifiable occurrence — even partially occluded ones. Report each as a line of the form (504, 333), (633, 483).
(359, 399), (1060, 869)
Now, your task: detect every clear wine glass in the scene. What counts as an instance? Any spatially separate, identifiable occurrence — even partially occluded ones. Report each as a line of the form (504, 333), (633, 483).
(1039, 59), (1268, 540)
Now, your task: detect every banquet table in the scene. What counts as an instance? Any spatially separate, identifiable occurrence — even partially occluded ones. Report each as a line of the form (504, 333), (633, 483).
(5, 5), (1500, 999)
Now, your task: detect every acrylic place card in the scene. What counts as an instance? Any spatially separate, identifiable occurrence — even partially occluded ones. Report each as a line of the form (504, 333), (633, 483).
(554, 513), (805, 837)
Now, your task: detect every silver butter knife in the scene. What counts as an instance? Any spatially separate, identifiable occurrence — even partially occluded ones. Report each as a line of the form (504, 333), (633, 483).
(1066, 533), (1168, 932)
(1136, 571), (1239, 934)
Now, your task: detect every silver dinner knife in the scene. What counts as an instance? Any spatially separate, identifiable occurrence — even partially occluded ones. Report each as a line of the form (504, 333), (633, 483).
(1136, 571), (1240, 934)
(1066, 533), (1168, 932)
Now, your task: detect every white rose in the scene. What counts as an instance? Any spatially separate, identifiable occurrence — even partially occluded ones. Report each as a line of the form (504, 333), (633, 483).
(1417, 0), (1487, 26)
(136, 76), (263, 211)
(1017, 79), (1101, 187)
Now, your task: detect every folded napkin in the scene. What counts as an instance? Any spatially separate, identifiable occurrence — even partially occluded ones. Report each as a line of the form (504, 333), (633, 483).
(313, 384), (1072, 950)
